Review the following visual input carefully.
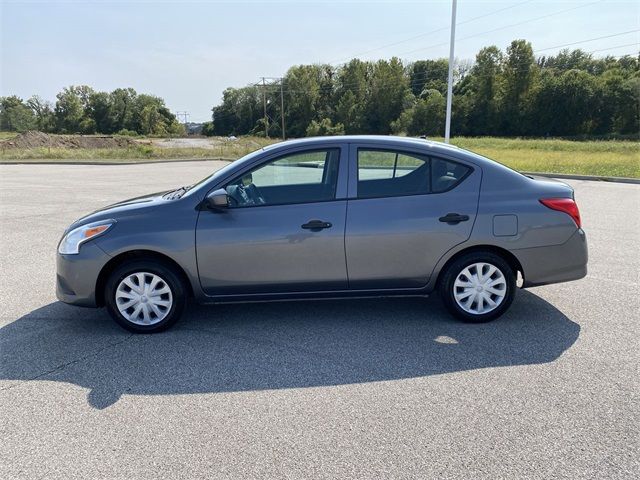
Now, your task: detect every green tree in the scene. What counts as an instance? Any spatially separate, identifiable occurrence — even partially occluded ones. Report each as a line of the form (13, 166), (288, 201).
(0, 96), (36, 131)
(392, 90), (445, 136)
(529, 69), (599, 136)
(599, 68), (640, 134)
(55, 87), (86, 133)
(465, 46), (503, 135)
(335, 90), (361, 134)
(363, 58), (411, 134)
(201, 121), (215, 136)
(501, 40), (537, 135)
(86, 91), (112, 133)
(408, 59), (449, 96)
(212, 86), (261, 136)
(26, 96), (55, 132)
(334, 59), (369, 133)
(108, 88), (137, 133)
(283, 65), (325, 137)
(132, 94), (179, 135)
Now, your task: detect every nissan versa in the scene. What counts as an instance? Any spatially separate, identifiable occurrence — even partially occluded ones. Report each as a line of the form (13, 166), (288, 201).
(56, 136), (588, 333)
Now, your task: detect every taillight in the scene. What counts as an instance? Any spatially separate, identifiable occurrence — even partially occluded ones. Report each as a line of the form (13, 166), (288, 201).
(540, 198), (581, 228)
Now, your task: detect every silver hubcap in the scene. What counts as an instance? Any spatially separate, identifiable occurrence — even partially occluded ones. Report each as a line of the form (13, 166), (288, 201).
(115, 272), (173, 326)
(454, 262), (507, 315)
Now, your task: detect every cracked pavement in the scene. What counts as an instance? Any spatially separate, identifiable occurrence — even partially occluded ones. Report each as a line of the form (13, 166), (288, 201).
(1, 162), (638, 479)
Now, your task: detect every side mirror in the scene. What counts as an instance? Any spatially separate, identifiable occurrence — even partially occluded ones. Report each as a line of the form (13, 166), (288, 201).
(205, 188), (229, 209)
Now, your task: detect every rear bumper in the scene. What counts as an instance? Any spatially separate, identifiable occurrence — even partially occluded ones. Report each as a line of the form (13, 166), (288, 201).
(56, 243), (110, 307)
(514, 228), (588, 288)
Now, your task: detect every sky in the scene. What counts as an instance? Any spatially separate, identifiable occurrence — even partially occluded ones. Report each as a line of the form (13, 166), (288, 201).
(1, 0), (638, 122)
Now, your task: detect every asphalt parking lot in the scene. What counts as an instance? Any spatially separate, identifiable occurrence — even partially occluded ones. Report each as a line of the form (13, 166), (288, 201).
(1, 161), (638, 479)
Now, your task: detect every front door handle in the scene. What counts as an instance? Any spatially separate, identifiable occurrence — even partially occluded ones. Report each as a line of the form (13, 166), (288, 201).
(301, 219), (332, 231)
(439, 213), (470, 224)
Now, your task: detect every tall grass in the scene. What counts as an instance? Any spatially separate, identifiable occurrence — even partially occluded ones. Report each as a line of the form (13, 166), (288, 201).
(443, 137), (639, 178)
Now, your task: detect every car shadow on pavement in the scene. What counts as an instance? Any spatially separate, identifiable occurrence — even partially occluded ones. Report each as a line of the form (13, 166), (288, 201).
(1, 290), (580, 409)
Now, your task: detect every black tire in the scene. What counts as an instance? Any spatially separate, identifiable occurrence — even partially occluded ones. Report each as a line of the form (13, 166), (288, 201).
(439, 251), (516, 323)
(104, 260), (186, 333)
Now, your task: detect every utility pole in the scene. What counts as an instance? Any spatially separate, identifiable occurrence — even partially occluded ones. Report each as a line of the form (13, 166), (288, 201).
(257, 76), (285, 140)
(175, 111), (189, 136)
(444, 0), (457, 143)
(280, 79), (286, 140)
(176, 111), (189, 124)
(261, 77), (269, 138)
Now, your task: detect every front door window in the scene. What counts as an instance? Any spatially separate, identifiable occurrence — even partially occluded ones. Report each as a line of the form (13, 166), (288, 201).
(226, 149), (341, 207)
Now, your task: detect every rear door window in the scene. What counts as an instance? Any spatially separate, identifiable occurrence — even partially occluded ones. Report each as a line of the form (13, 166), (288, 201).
(357, 149), (430, 199)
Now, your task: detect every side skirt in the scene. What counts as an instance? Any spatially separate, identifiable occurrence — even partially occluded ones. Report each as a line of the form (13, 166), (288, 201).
(198, 287), (432, 305)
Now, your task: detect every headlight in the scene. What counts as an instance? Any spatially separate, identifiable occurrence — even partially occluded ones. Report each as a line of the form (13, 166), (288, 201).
(58, 219), (116, 255)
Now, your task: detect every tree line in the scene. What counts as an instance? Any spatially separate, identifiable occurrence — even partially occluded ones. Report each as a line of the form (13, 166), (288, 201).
(0, 86), (184, 136)
(209, 39), (639, 138)
(1, 39), (637, 139)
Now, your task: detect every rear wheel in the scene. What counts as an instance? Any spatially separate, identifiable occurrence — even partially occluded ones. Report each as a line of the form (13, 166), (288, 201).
(439, 252), (516, 323)
(105, 260), (186, 333)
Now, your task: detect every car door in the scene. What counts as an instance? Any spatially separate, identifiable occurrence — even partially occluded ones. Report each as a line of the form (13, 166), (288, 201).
(345, 143), (481, 289)
(196, 145), (349, 296)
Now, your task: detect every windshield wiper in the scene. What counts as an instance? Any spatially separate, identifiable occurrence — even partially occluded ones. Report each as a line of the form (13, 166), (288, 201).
(163, 185), (192, 200)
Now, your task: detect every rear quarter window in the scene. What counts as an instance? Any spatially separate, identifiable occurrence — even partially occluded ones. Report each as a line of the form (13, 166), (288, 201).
(431, 158), (471, 193)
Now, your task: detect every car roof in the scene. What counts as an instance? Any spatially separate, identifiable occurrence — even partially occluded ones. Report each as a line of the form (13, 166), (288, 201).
(262, 135), (462, 154)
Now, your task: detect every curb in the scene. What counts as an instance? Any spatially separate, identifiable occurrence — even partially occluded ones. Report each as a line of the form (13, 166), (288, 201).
(1, 160), (638, 184)
(0, 158), (233, 166)
(521, 171), (640, 185)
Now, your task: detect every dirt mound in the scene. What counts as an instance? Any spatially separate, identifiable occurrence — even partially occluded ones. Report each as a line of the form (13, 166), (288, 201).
(1, 131), (136, 149)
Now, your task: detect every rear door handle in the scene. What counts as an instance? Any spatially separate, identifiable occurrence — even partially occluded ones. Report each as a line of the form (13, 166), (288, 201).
(439, 213), (470, 224)
(301, 220), (332, 230)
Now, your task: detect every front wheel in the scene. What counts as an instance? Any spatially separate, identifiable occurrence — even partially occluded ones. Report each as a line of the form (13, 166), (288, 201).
(439, 252), (516, 323)
(105, 260), (186, 333)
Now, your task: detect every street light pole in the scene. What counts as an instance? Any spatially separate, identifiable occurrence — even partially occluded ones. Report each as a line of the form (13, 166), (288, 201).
(280, 79), (286, 140)
(444, 0), (457, 143)
(262, 77), (269, 139)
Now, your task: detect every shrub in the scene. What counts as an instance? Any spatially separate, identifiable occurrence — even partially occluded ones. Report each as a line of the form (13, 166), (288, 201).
(306, 118), (345, 136)
(116, 129), (138, 137)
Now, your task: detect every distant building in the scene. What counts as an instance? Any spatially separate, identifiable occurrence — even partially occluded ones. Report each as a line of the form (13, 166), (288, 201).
(185, 122), (204, 135)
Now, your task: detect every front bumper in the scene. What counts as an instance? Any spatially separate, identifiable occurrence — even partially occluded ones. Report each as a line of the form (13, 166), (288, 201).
(56, 242), (111, 307)
(514, 228), (588, 288)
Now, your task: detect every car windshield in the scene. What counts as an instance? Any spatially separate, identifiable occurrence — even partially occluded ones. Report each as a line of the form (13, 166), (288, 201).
(182, 148), (265, 198)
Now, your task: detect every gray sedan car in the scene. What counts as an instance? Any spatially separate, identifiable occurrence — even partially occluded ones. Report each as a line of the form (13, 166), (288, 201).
(56, 136), (587, 333)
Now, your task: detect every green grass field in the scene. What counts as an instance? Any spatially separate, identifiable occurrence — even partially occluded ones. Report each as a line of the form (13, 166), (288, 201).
(1, 134), (638, 178)
(445, 137), (639, 178)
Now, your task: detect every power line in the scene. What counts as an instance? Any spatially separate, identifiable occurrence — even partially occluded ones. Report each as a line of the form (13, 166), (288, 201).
(329, 0), (535, 65)
(250, 28), (631, 98)
(266, 37), (636, 94)
(398, 0), (604, 57)
(588, 43), (639, 54)
(535, 30), (639, 53)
